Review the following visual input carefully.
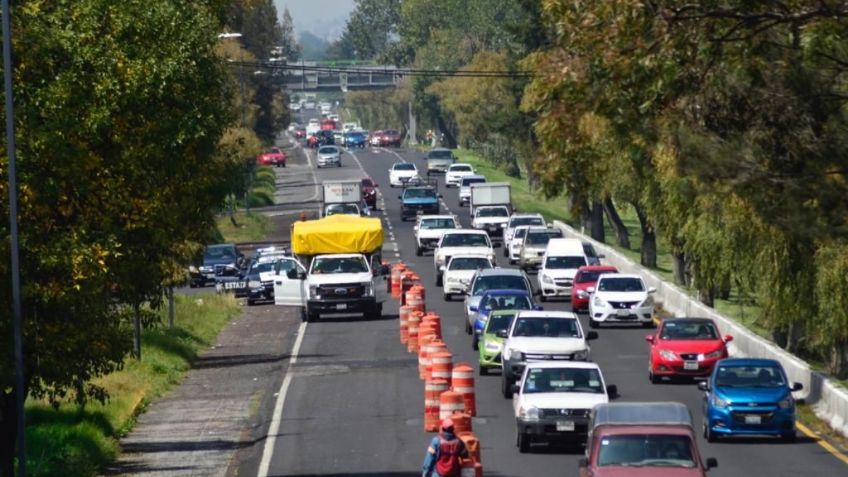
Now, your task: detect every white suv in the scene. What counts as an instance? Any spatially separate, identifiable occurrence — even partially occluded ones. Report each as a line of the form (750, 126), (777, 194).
(500, 310), (598, 398)
(503, 213), (545, 246)
(513, 361), (615, 453)
(445, 163), (475, 187)
(587, 274), (656, 328)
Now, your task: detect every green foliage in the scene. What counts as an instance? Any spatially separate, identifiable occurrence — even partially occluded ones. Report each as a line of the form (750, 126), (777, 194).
(335, 0), (401, 62)
(25, 294), (241, 477)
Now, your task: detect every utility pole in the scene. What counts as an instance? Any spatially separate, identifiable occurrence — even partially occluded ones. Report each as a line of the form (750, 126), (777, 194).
(2, 0), (27, 474)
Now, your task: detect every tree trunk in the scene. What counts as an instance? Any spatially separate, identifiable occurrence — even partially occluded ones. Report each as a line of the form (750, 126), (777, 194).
(602, 196), (630, 248)
(589, 201), (605, 243)
(0, 391), (17, 477)
(436, 116), (457, 149)
(699, 286), (716, 307)
(133, 303), (142, 360)
(634, 205), (657, 268)
(672, 251), (687, 285)
(168, 287), (175, 329)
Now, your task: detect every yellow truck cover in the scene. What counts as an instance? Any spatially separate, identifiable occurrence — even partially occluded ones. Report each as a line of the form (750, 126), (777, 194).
(291, 214), (384, 255)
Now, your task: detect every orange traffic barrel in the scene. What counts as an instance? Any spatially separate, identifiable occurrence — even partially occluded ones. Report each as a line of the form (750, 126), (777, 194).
(421, 315), (441, 341)
(460, 459), (483, 477)
(412, 282), (426, 302)
(439, 390), (465, 420)
(399, 304), (414, 344)
(407, 289), (425, 314)
(407, 311), (423, 353)
(452, 412), (472, 434)
(423, 340), (447, 380)
(391, 263), (406, 298)
(425, 378), (449, 432)
(431, 350), (453, 385)
(458, 432), (481, 464)
(452, 363), (477, 417)
(400, 271), (418, 306)
(423, 312), (442, 338)
(418, 332), (436, 379)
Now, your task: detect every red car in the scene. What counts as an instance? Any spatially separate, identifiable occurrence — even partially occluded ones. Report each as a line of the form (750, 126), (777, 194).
(381, 129), (402, 147)
(571, 265), (618, 311)
(369, 130), (384, 146)
(256, 147), (286, 167)
(294, 126), (306, 139)
(646, 318), (733, 383)
(360, 177), (378, 208)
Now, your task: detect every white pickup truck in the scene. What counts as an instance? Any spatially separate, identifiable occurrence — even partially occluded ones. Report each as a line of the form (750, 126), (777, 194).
(433, 230), (494, 286)
(414, 215), (460, 256)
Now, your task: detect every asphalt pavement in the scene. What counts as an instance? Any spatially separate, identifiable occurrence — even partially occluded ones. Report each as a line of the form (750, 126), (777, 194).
(248, 118), (848, 476)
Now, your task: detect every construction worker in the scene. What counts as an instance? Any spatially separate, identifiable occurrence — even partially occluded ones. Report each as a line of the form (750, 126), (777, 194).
(422, 418), (469, 477)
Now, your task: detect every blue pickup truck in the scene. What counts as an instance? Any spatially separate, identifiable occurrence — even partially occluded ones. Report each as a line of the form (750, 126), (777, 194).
(399, 185), (441, 221)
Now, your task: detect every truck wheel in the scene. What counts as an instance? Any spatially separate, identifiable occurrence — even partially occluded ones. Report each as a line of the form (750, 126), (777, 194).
(472, 336), (479, 351)
(501, 374), (514, 399)
(465, 320), (472, 334)
(416, 246), (423, 256)
(435, 274), (443, 287)
(479, 366), (488, 376)
(307, 312), (320, 323)
(540, 294), (548, 302)
(517, 431), (530, 453)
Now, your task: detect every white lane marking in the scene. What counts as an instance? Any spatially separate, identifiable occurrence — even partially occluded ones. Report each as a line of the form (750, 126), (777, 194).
(347, 148), (401, 257)
(379, 147), (408, 163)
(257, 320), (307, 477)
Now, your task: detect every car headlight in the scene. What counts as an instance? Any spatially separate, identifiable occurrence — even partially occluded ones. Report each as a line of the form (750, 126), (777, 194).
(436, 255), (446, 265)
(363, 283), (374, 296)
(488, 252), (495, 261)
(308, 285), (319, 299)
(248, 280), (261, 289)
(573, 349), (589, 361)
(506, 348), (523, 361)
(200, 265), (213, 273)
(542, 274), (554, 284)
(711, 394), (729, 409)
(189, 265), (199, 273)
(703, 349), (724, 360)
(641, 295), (654, 307)
(593, 296), (606, 307)
(778, 396), (794, 409)
(446, 275), (459, 283)
(484, 342), (502, 352)
(519, 406), (540, 420)
(659, 349), (677, 361)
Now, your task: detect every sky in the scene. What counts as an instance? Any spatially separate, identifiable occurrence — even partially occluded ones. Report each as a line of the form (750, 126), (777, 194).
(274, 0), (356, 40)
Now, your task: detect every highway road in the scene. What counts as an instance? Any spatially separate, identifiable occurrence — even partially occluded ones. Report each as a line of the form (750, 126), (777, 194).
(249, 112), (848, 477)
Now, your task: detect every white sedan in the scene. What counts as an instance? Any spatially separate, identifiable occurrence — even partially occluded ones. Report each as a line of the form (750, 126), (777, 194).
(445, 163), (475, 187)
(442, 254), (493, 301)
(388, 162), (419, 187)
(587, 273), (656, 328)
(316, 146), (341, 168)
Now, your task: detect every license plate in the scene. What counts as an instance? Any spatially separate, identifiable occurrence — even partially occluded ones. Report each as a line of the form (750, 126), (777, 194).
(684, 361), (699, 371)
(745, 414), (761, 425)
(616, 309), (631, 317)
(224, 281), (245, 290)
(336, 303), (347, 310)
(556, 421), (575, 432)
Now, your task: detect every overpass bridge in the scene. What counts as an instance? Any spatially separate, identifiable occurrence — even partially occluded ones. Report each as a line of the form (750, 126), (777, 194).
(280, 61), (401, 92)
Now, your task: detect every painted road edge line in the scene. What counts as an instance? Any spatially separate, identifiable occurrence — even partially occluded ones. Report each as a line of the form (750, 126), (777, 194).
(257, 320), (308, 477)
(796, 422), (848, 466)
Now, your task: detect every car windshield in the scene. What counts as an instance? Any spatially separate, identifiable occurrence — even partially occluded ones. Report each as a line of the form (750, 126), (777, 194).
(461, 177), (486, 186)
(404, 188), (437, 199)
(482, 294), (531, 311)
(449, 257), (492, 270)
(512, 317), (581, 338)
(441, 234), (489, 247)
(325, 204), (359, 216)
(310, 256), (369, 274)
(597, 434), (695, 468)
(598, 277), (645, 292)
(205, 246), (236, 260)
(523, 367), (604, 394)
(583, 243), (598, 257)
(510, 217), (544, 227)
(513, 228), (528, 239)
(575, 270), (614, 283)
(526, 231), (562, 246)
(429, 150), (453, 159)
(486, 313), (515, 334)
(394, 163), (416, 171)
(545, 256), (587, 269)
(347, 133), (364, 139)
(472, 275), (529, 295)
(476, 207), (509, 218)
(450, 165), (472, 172)
(318, 146), (337, 154)
(421, 218), (456, 229)
(715, 365), (787, 388)
(249, 261), (279, 274)
(661, 322), (719, 341)
(385, 129), (399, 135)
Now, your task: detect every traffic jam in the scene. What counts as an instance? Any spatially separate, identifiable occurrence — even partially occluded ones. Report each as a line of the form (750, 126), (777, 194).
(192, 106), (835, 477)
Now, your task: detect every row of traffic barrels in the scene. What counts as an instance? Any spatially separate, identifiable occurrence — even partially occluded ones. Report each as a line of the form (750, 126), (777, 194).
(391, 262), (483, 477)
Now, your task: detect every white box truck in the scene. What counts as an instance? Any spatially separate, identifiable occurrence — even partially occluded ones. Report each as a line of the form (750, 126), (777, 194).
(322, 180), (364, 217)
(470, 183), (512, 239)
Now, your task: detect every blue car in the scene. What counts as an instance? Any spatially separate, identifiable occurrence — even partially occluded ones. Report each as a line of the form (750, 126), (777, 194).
(700, 358), (803, 442)
(343, 131), (367, 148)
(399, 186), (440, 221)
(470, 289), (540, 350)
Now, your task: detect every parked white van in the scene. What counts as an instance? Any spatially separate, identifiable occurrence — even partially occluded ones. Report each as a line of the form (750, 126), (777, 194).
(538, 238), (588, 301)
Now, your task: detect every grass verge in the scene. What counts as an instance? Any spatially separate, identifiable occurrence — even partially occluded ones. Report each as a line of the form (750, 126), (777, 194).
(216, 211), (269, 243)
(24, 293), (241, 477)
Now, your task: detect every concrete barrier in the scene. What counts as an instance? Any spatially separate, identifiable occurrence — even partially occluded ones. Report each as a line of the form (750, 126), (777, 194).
(552, 220), (848, 437)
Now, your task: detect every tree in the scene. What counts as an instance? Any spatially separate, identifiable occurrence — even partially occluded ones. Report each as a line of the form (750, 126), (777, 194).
(279, 7), (301, 62)
(338, 0), (401, 61)
(0, 1), (235, 473)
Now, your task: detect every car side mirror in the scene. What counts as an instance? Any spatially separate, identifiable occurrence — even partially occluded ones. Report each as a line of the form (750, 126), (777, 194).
(723, 334), (733, 343)
(413, 225), (419, 232)
(792, 382), (803, 391)
(586, 287), (595, 294)
(705, 457), (718, 470)
(286, 268), (298, 279)
(496, 329), (508, 338)
(597, 254), (606, 259)
(398, 195), (402, 199)
(698, 381), (710, 392)
(645, 335), (655, 343)
(578, 458), (588, 468)
(510, 384), (520, 395)
(606, 384), (618, 398)
(439, 265), (446, 272)
(648, 286), (657, 294)
(586, 331), (598, 340)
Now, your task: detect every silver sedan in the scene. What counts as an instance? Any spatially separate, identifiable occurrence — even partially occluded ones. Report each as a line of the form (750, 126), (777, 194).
(316, 145), (341, 168)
